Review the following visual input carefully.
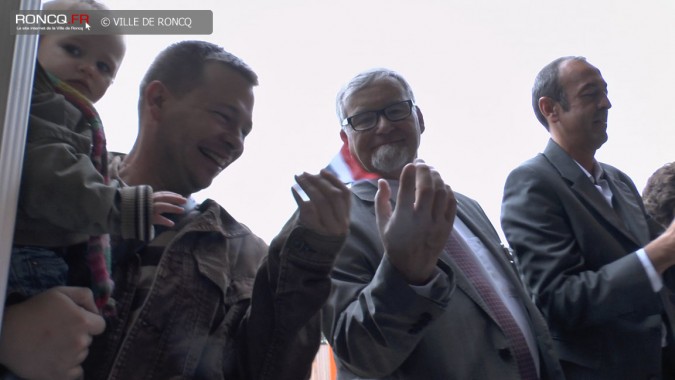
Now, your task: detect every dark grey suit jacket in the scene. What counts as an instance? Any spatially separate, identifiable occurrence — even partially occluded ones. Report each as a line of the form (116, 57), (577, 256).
(323, 179), (564, 379)
(501, 139), (675, 380)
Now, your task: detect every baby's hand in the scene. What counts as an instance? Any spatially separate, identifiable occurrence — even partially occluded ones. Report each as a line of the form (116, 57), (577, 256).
(152, 191), (186, 227)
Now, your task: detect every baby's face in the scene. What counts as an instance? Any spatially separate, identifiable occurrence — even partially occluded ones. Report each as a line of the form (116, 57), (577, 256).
(38, 34), (125, 103)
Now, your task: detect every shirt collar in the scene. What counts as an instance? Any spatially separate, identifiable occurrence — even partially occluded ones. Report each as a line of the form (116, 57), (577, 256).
(575, 160), (605, 184)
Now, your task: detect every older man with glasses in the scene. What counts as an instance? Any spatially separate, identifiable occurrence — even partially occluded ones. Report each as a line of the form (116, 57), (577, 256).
(321, 68), (565, 380)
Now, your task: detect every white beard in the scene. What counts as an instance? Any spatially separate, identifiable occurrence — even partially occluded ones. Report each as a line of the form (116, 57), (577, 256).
(371, 143), (414, 174)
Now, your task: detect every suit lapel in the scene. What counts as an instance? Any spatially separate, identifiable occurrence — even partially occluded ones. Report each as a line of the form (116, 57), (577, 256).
(454, 202), (555, 350)
(449, 200), (532, 327)
(603, 168), (650, 245)
(439, 252), (495, 323)
(456, 201), (522, 284)
(543, 139), (640, 246)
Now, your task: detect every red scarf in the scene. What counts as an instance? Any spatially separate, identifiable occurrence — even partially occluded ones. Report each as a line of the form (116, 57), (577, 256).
(49, 73), (115, 315)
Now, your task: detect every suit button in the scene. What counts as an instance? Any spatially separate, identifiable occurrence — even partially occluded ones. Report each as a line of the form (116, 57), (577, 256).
(498, 348), (512, 361)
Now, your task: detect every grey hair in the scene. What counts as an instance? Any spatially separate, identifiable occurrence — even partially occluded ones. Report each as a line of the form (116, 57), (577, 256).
(335, 68), (416, 127)
(532, 56), (587, 129)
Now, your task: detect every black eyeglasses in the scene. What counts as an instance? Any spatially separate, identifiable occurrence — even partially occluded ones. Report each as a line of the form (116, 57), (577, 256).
(341, 100), (414, 131)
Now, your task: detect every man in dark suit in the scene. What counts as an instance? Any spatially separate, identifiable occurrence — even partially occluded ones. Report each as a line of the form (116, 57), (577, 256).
(501, 56), (675, 379)
(322, 68), (564, 379)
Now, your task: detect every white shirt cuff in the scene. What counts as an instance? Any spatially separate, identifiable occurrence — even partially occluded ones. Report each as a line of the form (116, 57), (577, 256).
(409, 267), (445, 297)
(636, 248), (663, 292)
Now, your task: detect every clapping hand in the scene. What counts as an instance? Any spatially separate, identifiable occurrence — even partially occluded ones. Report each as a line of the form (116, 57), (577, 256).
(292, 169), (351, 238)
(375, 159), (457, 285)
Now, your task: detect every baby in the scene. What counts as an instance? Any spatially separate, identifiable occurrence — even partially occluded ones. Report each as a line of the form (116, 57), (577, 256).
(9, 0), (184, 315)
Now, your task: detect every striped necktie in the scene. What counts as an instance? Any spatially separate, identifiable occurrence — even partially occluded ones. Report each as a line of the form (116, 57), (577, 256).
(445, 232), (538, 380)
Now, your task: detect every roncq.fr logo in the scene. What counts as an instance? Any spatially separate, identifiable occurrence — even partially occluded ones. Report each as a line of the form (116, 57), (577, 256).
(16, 13), (91, 29)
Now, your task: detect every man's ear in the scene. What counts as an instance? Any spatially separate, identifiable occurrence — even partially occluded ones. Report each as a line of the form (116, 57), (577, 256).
(539, 96), (559, 123)
(415, 106), (425, 134)
(143, 80), (169, 122)
(340, 128), (349, 144)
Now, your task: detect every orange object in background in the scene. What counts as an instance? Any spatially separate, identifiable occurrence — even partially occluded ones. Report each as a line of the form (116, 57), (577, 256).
(310, 340), (337, 380)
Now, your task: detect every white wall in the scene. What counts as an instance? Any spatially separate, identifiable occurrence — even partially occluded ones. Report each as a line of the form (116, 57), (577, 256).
(97, 0), (675, 243)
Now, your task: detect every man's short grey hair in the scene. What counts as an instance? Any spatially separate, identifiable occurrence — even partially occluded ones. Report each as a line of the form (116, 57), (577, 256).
(532, 56), (587, 129)
(336, 68), (416, 127)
